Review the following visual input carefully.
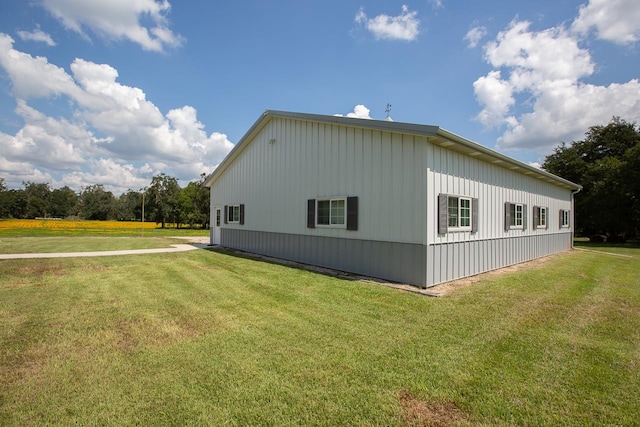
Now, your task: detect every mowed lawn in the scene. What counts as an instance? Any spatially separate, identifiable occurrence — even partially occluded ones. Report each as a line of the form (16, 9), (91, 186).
(0, 239), (638, 425)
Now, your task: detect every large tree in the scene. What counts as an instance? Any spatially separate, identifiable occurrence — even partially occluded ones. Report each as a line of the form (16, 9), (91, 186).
(23, 181), (51, 218)
(80, 184), (116, 220)
(147, 173), (181, 228)
(50, 186), (79, 218)
(543, 117), (640, 238)
(178, 173), (210, 228)
(116, 190), (143, 222)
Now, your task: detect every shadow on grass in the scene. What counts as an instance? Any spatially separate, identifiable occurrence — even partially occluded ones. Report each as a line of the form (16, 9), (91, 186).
(200, 245), (365, 283)
(574, 238), (640, 250)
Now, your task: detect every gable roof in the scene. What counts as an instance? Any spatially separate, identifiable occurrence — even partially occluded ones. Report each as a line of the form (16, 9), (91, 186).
(204, 110), (581, 191)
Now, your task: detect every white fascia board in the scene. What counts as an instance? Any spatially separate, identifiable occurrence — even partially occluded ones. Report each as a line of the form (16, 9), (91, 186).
(435, 128), (581, 191)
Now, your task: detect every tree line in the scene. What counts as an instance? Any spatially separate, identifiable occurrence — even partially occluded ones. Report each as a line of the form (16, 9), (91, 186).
(543, 117), (640, 240)
(0, 173), (210, 229)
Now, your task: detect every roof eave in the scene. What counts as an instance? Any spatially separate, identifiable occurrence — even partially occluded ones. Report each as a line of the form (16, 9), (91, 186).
(434, 128), (581, 191)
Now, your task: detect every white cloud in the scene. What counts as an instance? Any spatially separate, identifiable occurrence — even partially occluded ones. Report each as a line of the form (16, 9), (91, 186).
(465, 26), (487, 48)
(61, 158), (150, 194)
(471, 18), (640, 153)
(41, 0), (184, 52)
(572, 0), (640, 45)
(483, 20), (594, 84)
(335, 105), (373, 119)
(472, 70), (514, 127)
(355, 5), (420, 41)
(0, 34), (81, 99)
(0, 154), (53, 188)
(0, 33), (233, 194)
(16, 28), (56, 46)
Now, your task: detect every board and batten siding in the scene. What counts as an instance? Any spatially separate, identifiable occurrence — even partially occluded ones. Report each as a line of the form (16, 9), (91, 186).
(211, 117), (429, 245)
(209, 111), (578, 288)
(424, 143), (573, 286)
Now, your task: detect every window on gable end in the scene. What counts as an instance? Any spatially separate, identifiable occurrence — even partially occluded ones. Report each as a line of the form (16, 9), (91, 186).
(308, 196), (358, 230)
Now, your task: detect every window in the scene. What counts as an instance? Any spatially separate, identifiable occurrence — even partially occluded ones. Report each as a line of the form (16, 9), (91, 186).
(224, 204), (244, 225)
(438, 194), (478, 234)
(216, 208), (221, 227)
(317, 198), (345, 226)
(560, 209), (570, 228)
(228, 205), (240, 223)
(307, 197), (358, 230)
(533, 206), (548, 229)
(447, 196), (471, 229)
(504, 202), (527, 230)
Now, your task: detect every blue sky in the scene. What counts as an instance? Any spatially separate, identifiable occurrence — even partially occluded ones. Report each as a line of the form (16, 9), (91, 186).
(1, 0), (638, 194)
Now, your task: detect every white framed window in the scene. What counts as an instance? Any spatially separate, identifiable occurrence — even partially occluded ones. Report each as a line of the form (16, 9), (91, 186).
(228, 205), (240, 223)
(534, 206), (548, 229)
(560, 209), (570, 228)
(442, 194), (474, 232)
(307, 197), (358, 230)
(317, 198), (345, 227)
(224, 204), (244, 225)
(505, 202), (526, 230)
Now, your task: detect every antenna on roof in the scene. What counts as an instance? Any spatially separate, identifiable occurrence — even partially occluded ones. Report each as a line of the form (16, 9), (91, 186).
(384, 103), (393, 121)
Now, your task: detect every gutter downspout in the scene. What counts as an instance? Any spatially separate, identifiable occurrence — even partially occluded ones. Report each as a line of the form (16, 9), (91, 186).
(571, 187), (582, 249)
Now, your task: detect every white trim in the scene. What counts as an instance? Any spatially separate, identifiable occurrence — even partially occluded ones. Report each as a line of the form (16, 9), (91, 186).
(227, 205), (240, 224)
(509, 203), (524, 230)
(316, 197), (347, 228)
(560, 209), (570, 228)
(535, 206), (548, 229)
(447, 195), (472, 232)
(212, 206), (222, 245)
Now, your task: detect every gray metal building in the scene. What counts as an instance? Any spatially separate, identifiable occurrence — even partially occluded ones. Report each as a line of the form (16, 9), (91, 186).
(204, 110), (581, 287)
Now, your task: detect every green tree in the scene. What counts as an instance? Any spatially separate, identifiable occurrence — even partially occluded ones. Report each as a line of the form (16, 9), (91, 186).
(23, 181), (51, 218)
(543, 117), (640, 238)
(50, 186), (79, 218)
(147, 174), (180, 228)
(4, 190), (27, 218)
(0, 179), (7, 218)
(80, 184), (116, 220)
(178, 173), (210, 228)
(115, 190), (143, 221)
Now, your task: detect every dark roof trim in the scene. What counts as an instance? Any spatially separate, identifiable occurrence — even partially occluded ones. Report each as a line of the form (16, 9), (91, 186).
(204, 110), (581, 190)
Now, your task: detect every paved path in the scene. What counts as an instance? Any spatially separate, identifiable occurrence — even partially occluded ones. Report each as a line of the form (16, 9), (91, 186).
(0, 237), (211, 260)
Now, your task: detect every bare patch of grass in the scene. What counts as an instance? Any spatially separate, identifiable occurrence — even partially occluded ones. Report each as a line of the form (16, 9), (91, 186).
(399, 390), (469, 426)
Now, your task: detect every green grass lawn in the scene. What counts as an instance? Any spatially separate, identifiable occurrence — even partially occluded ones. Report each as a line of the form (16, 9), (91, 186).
(0, 241), (638, 425)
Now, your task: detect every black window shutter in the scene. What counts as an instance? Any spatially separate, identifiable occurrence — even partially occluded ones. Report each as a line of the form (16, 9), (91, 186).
(307, 199), (315, 228)
(438, 193), (448, 235)
(471, 198), (478, 233)
(504, 202), (511, 231)
(239, 204), (245, 225)
(545, 207), (549, 229)
(523, 204), (528, 230)
(567, 210), (570, 227)
(346, 196), (358, 231)
(533, 206), (539, 229)
(224, 205), (228, 224)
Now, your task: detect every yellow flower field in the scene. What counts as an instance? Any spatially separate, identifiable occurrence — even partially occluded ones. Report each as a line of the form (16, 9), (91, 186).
(0, 219), (157, 231)
(0, 219), (208, 236)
